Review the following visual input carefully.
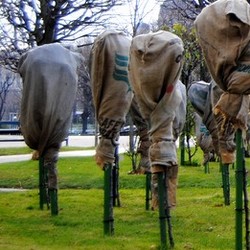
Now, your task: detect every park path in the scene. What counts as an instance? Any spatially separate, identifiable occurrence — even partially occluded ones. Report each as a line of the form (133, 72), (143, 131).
(0, 135), (130, 163)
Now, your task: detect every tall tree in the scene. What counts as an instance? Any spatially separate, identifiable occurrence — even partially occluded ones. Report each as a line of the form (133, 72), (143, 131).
(0, 0), (124, 70)
(0, 67), (17, 120)
(158, 0), (215, 28)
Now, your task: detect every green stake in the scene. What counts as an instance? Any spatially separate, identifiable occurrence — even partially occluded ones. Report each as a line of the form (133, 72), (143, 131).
(103, 163), (114, 236)
(145, 172), (151, 210)
(49, 189), (58, 216)
(180, 133), (185, 166)
(221, 163), (230, 206)
(236, 129), (244, 250)
(204, 162), (210, 174)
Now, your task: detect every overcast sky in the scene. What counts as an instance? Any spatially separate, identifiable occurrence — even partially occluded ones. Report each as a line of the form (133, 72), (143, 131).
(108, 1), (160, 35)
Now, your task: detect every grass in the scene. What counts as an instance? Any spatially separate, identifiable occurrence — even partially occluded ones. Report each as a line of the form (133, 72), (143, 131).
(0, 146), (249, 249)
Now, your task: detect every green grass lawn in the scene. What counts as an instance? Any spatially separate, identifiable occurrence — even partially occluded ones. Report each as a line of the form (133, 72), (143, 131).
(0, 146), (248, 249)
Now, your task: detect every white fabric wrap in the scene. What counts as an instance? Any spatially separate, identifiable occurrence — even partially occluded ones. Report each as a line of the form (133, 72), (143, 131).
(129, 30), (184, 167)
(18, 43), (83, 159)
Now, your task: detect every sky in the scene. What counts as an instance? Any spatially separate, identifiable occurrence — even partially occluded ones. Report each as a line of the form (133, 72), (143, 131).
(109, 1), (161, 33)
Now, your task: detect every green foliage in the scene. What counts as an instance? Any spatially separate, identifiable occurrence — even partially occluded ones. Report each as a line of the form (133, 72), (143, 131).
(171, 23), (203, 86)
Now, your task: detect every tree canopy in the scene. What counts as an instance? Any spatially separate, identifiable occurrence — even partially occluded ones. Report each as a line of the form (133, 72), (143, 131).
(0, 0), (124, 70)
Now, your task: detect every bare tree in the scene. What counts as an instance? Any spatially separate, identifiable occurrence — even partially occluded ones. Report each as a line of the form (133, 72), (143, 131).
(127, 0), (159, 36)
(0, 0), (125, 124)
(74, 39), (94, 134)
(111, 0), (160, 37)
(0, 67), (17, 120)
(0, 0), (124, 71)
(158, 0), (215, 28)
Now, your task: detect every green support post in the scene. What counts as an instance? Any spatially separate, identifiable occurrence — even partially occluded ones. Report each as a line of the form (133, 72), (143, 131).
(204, 162), (210, 174)
(221, 163), (230, 206)
(235, 129), (244, 250)
(158, 172), (167, 250)
(103, 163), (114, 236)
(145, 172), (151, 210)
(39, 157), (58, 215)
(180, 133), (185, 166)
(113, 146), (120, 207)
(49, 189), (58, 216)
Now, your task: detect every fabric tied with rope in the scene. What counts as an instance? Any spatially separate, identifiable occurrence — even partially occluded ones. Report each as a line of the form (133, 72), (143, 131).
(194, 0), (250, 163)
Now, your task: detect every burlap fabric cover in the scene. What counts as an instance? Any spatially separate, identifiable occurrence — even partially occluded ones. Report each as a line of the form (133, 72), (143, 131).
(129, 31), (185, 208)
(149, 80), (187, 209)
(129, 96), (150, 173)
(188, 81), (220, 155)
(129, 30), (184, 169)
(194, 0), (250, 163)
(90, 30), (133, 168)
(18, 43), (83, 188)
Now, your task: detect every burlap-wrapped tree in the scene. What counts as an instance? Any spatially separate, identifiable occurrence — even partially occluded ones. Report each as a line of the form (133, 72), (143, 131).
(90, 30), (133, 168)
(18, 43), (83, 214)
(194, 0), (250, 164)
(128, 30), (186, 248)
(129, 30), (185, 209)
(90, 30), (133, 234)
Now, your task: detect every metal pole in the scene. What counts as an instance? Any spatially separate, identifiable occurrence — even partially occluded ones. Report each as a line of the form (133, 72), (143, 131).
(235, 129), (244, 250)
(103, 163), (114, 235)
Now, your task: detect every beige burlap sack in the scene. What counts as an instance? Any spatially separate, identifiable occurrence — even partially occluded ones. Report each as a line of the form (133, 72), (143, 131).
(129, 31), (185, 210)
(195, 0), (250, 163)
(129, 96), (150, 174)
(90, 30), (133, 168)
(18, 43), (83, 188)
(129, 30), (184, 168)
(188, 81), (220, 155)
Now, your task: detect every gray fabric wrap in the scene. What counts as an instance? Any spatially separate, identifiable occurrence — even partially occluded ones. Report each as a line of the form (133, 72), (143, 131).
(18, 43), (83, 158)
(188, 81), (219, 153)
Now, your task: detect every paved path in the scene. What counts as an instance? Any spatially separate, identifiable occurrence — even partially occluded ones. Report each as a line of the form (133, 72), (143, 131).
(0, 135), (130, 163)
